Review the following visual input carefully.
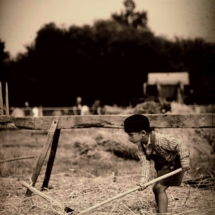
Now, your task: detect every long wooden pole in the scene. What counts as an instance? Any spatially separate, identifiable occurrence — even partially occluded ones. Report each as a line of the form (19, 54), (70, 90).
(5, 82), (9, 115)
(21, 168), (182, 215)
(78, 168), (183, 214)
(20, 181), (74, 213)
(0, 82), (3, 115)
(21, 181), (65, 210)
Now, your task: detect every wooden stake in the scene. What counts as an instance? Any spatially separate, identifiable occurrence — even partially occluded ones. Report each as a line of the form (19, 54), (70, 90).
(5, 82), (9, 115)
(26, 118), (59, 196)
(0, 82), (3, 115)
(0, 156), (34, 164)
(42, 129), (61, 190)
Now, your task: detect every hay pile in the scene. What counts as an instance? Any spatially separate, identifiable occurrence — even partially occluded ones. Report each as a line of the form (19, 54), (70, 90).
(71, 128), (139, 161)
(62, 126), (215, 177)
(0, 171), (215, 215)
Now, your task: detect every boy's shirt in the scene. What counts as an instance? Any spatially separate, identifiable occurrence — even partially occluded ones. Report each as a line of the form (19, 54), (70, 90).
(137, 131), (190, 183)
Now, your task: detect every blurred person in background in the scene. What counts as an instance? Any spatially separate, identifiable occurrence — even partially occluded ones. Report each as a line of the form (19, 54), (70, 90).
(73, 96), (82, 115)
(38, 105), (43, 116)
(81, 104), (90, 115)
(24, 101), (31, 116)
(32, 106), (39, 117)
(90, 100), (106, 115)
(11, 107), (25, 117)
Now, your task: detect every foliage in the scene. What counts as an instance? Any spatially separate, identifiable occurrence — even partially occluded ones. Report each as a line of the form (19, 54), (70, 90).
(2, 1), (215, 107)
(112, 0), (148, 30)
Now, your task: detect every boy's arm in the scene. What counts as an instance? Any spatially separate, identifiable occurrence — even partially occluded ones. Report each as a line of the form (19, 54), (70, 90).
(160, 135), (190, 171)
(174, 140), (190, 171)
(179, 153), (190, 171)
(137, 150), (151, 183)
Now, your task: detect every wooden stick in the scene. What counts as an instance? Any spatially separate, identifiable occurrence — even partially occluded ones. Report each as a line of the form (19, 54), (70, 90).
(0, 156), (34, 164)
(5, 82), (9, 115)
(78, 168), (182, 214)
(42, 129), (61, 190)
(20, 181), (65, 210)
(0, 82), (3, 115)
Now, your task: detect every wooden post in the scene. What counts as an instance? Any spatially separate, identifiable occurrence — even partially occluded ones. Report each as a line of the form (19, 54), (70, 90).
(42, 129), (61, 190)
(0, 82), (3, 115)
(26, 118), (59, 196)
(5, 82), (9, 115)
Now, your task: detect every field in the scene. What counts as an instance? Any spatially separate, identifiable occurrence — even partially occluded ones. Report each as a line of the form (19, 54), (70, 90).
(0, 125), (215, 215)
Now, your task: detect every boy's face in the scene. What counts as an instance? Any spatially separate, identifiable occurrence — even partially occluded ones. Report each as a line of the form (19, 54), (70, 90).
(126, 131), (144, 144)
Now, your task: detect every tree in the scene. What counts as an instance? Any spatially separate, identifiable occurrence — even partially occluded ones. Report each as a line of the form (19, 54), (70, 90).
(112, 0), (148, 30)
(5, 1), (215, 107)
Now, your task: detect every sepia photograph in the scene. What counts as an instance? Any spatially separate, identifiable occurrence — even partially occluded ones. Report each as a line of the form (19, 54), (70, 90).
(0, 0), (215, 214)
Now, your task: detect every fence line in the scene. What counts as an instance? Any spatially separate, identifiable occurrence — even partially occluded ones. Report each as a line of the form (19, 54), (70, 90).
(13, 114), (215, 130)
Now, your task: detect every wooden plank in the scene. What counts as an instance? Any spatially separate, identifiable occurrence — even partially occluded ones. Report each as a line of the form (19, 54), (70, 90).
(14, 114), (215, 130)
(26, 118), (59, 196)
(42, 129), (61, 190)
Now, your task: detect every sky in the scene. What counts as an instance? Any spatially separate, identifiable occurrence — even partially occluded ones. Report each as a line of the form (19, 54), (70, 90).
(0, 0), (215, 58)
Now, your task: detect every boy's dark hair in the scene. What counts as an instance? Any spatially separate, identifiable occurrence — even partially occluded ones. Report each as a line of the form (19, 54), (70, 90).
(124, 114), (152, 133)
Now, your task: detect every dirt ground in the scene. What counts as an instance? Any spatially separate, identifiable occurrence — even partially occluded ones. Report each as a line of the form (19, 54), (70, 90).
(0, 171), (215, 215)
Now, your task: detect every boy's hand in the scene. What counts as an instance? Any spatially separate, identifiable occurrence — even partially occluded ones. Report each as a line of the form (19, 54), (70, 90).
(137, 183), (148, 191)
(182, 166), (190, 172)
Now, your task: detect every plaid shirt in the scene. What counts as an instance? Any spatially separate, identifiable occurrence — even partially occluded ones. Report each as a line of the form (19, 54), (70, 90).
(137, 131), (190, 183)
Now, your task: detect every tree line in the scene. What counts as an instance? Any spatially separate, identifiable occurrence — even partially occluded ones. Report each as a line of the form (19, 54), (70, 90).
(1, 0), (215, 107)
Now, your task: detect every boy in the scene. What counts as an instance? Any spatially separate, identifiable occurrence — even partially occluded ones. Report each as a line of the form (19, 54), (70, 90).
(123, 114), (190, 214)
